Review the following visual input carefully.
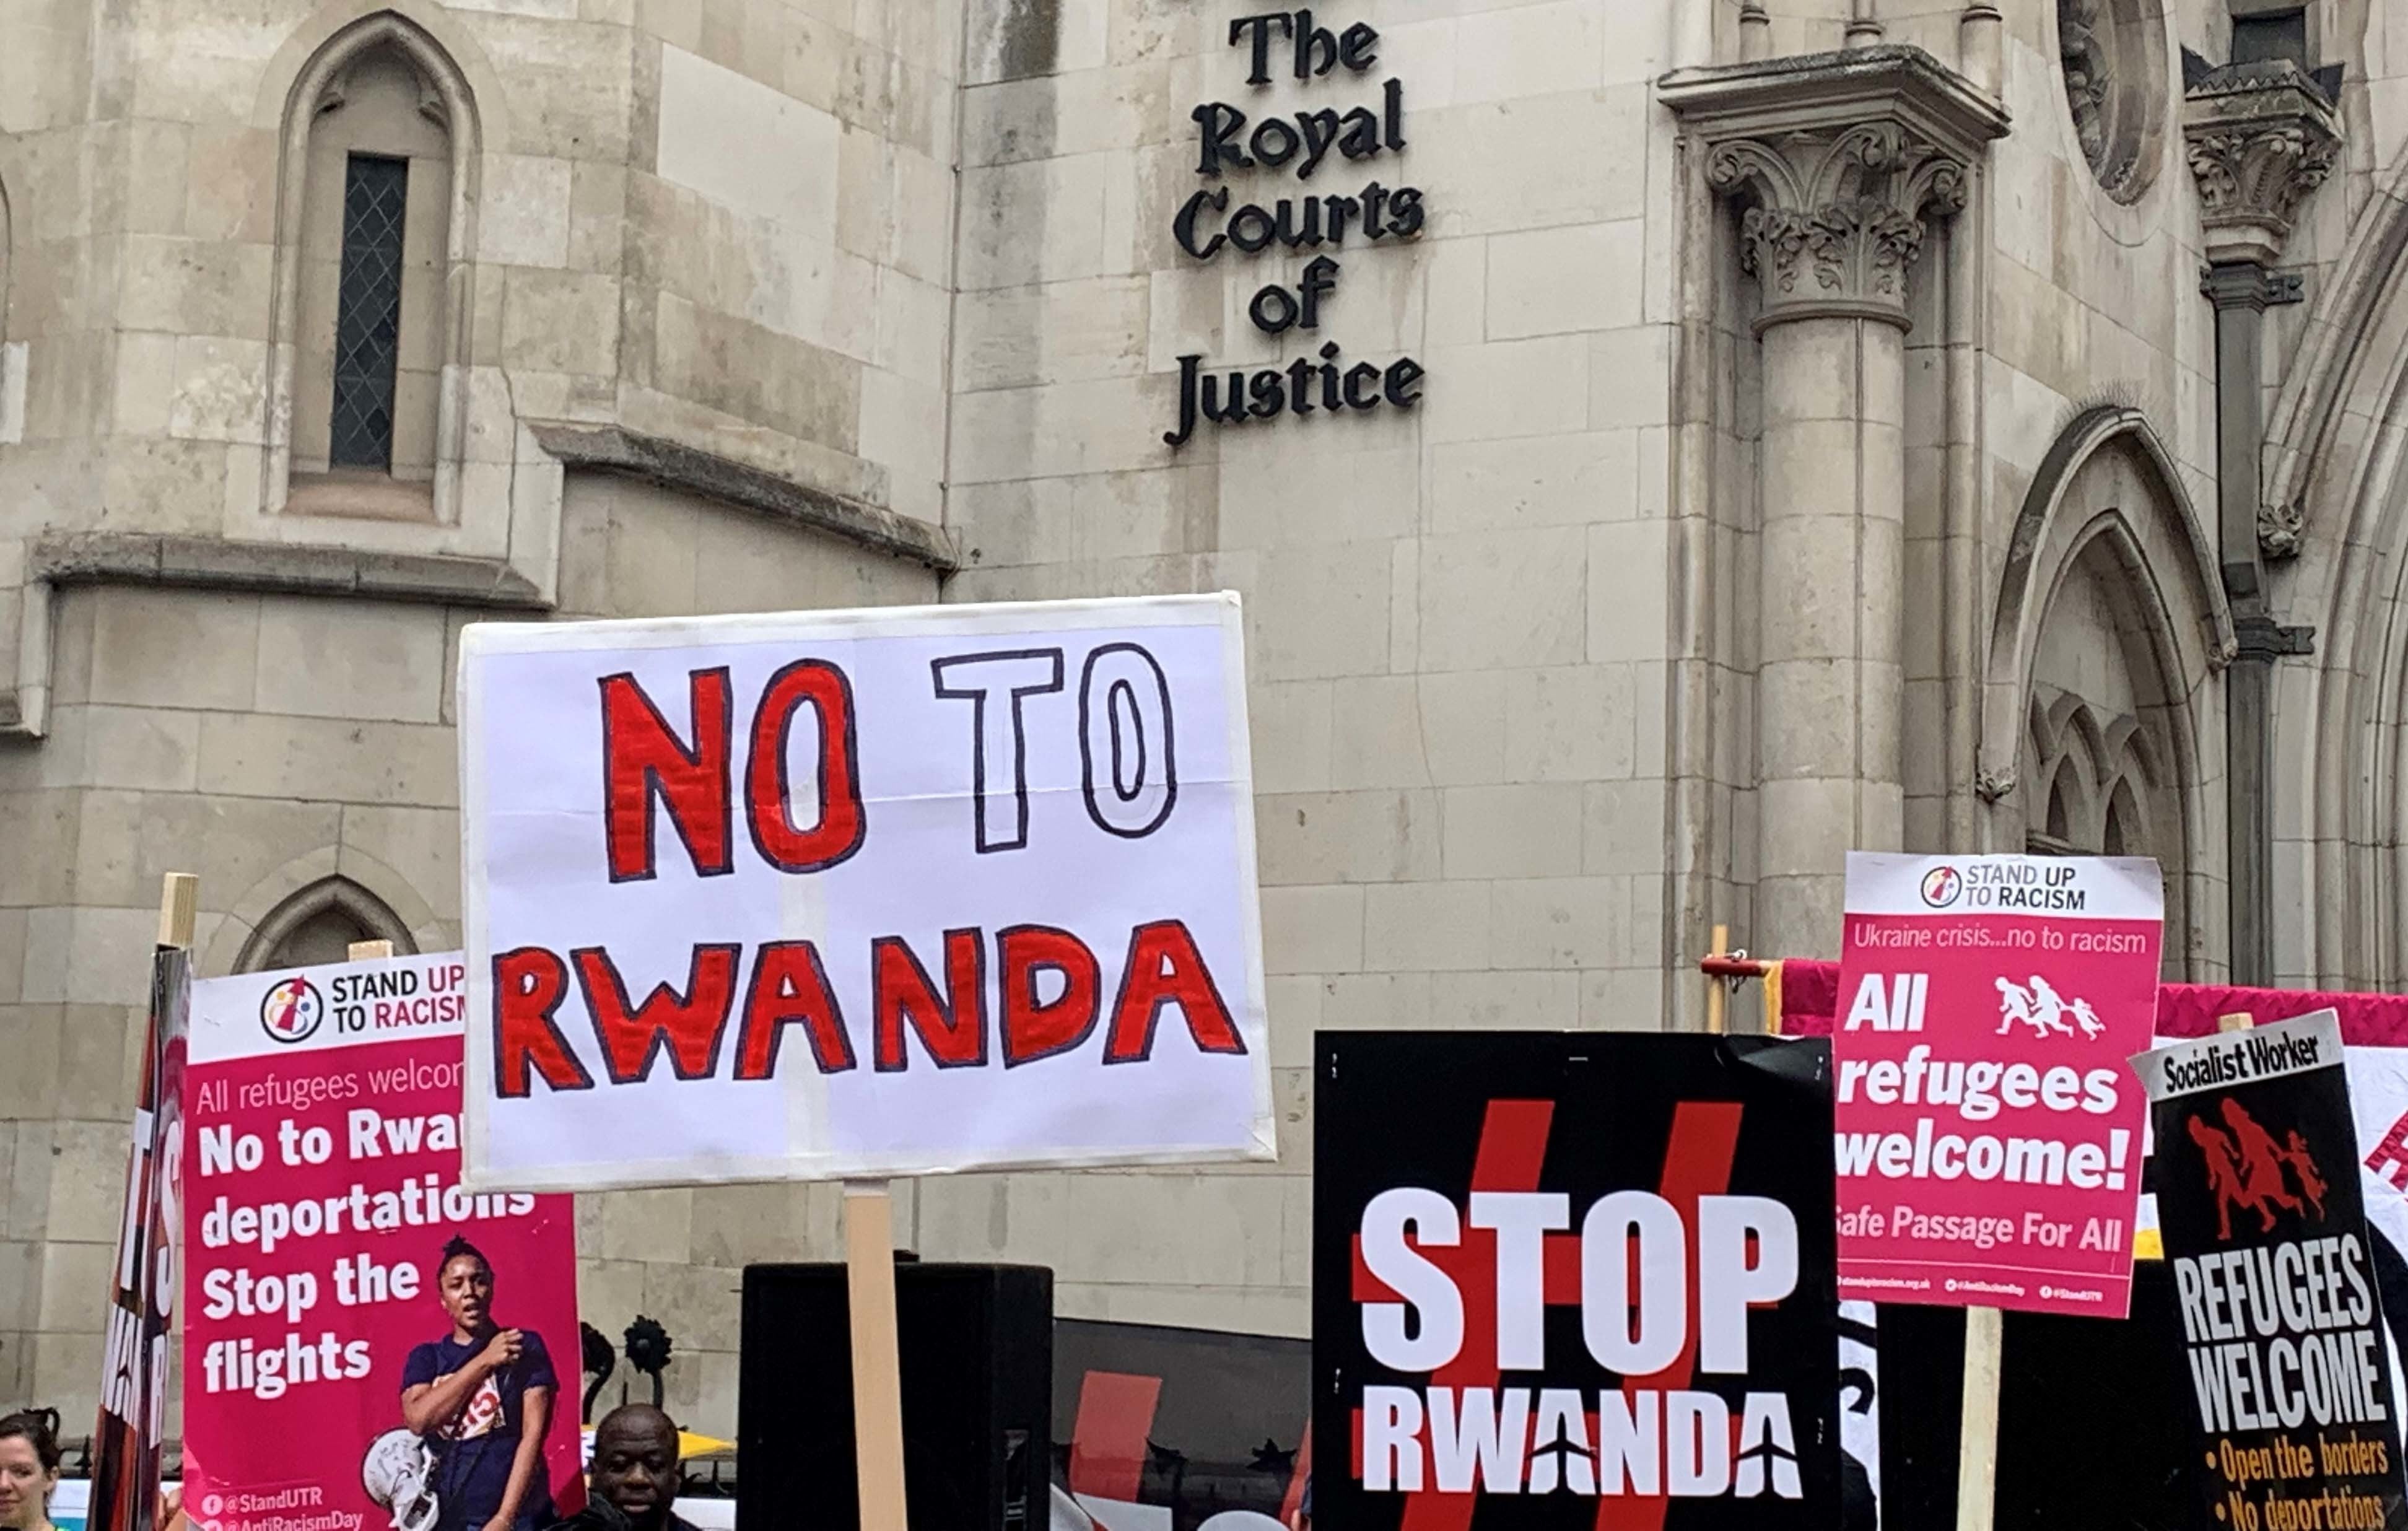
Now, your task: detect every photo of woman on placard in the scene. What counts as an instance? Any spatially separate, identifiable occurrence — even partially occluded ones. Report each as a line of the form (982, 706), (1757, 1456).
(400, 1235), (559, 1531)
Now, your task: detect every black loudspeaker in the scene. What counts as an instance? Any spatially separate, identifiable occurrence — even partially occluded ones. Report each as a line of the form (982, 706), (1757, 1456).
(739, 1262), (1053, 1531)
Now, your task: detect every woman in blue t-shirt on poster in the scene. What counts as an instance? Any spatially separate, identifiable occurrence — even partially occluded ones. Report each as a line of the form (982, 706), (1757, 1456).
(400, 1236), (558, 1531)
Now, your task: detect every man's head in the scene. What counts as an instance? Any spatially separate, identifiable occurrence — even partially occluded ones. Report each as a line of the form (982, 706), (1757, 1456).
(591, 1405), (681, 1529)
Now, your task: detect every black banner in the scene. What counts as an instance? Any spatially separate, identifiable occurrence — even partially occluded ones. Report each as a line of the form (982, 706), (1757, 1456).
(1053, 1318), (1309, 1527)
(2139, 1012), (2408, 1531)
(1314, 1032), (1839, 1527)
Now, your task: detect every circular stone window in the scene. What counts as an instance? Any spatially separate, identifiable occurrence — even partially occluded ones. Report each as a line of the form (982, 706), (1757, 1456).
(2056, 0), (2169, 202)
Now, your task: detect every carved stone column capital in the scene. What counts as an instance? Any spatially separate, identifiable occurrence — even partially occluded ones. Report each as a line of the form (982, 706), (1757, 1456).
(2183, 60), (2342, 268)
(1709, 124), (1966, 327)
(1661, 46), (2008, 332)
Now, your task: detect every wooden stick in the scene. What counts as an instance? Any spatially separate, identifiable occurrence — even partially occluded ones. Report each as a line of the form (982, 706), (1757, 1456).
(2218, 1011), (2256, 1032)
(347, 940), (396, 961)
(1955, 1304), (2004, 1531)
(844, 1180), (910, 1530)
(1705, 923), (1729, 1036)
(157, 874), (199, 950)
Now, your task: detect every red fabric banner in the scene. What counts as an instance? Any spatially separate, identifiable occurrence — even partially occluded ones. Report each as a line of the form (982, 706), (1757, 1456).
(1775, 961), (2408, 1045)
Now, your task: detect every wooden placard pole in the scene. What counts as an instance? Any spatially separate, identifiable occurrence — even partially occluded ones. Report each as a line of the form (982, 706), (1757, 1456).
(347, 940), (395, 961)
(844, 1180), (910, 1530)
(1954, 1305), (2004, 1531)
(1705, 923), (1729, 1036)
(2219, 1010), (2257, 1033)
(158, 873), (198, 949)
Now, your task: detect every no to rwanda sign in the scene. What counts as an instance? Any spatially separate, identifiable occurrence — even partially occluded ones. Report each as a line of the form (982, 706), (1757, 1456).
(456, 595), (1275, 1192)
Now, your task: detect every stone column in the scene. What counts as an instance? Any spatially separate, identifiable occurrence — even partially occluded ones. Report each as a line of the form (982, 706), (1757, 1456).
(1752, 315), (1906, 951)
(2184, 61), (2339, 984)
(1664, 48), (2007, 958)
(1846, 0), (1883, 49)
(1958, 5), (2002, 94)
(1738, 2), (1771, 62)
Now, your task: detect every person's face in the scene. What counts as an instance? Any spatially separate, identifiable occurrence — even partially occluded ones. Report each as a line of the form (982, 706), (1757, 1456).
(0, 1436), (56, 1528)
(591, 1421), (679, 1527)
(439, 1255), (494, 1333)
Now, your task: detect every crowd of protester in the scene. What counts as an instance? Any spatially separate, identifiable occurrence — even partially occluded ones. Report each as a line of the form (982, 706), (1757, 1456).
(0, 1403), (694, 1531)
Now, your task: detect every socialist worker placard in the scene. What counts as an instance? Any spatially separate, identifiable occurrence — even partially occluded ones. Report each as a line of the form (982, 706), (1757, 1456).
(1314, 1032), (1839, 1527)
(2137, 1012), (2407, 1531)
(1833, 853), (2163, 1317)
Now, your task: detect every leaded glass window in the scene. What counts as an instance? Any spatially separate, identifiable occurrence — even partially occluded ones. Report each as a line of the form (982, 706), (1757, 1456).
(329, 153), (408, 469)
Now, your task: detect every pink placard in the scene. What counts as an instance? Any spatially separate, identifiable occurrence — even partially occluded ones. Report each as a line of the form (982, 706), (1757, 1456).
(180, 953), (584, 1531)
(1833, 853), (2163, 1317)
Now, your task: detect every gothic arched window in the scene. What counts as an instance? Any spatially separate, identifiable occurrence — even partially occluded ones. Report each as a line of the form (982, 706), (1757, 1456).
(237, 876), (416, 972)
(268, 14), (481, 521)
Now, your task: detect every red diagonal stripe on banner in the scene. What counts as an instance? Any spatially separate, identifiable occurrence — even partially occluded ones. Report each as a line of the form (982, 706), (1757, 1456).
(1597, 1101), (1743, 1531)
(1347, 1097), (1748, 1527)
(1068, 1371), (1161, 1504)
(1472, 1099), (1554, 1190)
(1397, 1099), (1555, 1531)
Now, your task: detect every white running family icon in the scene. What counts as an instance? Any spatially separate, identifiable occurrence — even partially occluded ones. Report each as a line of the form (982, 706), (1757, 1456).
(1992, 975), (2106, 1040)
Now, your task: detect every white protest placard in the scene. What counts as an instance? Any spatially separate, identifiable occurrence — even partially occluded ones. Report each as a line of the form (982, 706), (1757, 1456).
(457, 594), (1273, 1192)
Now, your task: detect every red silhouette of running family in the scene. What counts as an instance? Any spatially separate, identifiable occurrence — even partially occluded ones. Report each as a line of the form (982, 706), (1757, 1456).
(2188, 1099), (2329, 1239)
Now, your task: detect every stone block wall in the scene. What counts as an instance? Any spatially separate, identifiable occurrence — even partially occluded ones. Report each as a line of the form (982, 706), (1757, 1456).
(0, 0), (966, 1430)
(0, 578), (471, 1424)
(888, 0), (1695, 1403)
(0, 0), (2334, 1450)
(0, 0), (959, 689)
(1972, 0), (2232, 976)
(620, 0), (961, 526)
(1720, 0), (2234, 977)
(0, 473), (937, 1435)
(2258, 0), (2408, 987)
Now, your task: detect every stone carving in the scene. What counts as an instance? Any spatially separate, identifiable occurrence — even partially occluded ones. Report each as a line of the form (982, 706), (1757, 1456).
(2258, 497), (2305, 562)
(2058, 0), (2111, 170)
(2183, 61), (2340, 266)
(1738, 199), (1926, 300)
(2052, 0), (2170, 201)
(2188, 126), (2336, 227)
(2196, 69), (2340, 267)
(1708, 120), (1970, 328)
(1662, 48), (2009, 330)
(1737, 206), (1810, 292)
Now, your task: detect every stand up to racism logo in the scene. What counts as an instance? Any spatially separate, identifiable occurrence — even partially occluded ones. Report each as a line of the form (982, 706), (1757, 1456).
(259, 976), (323, 1045)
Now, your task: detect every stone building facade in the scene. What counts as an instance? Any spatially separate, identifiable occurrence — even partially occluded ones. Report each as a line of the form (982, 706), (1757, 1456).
(0, 0), (2399, 1446)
